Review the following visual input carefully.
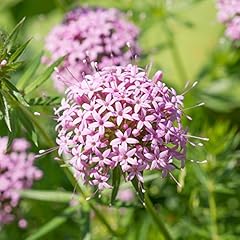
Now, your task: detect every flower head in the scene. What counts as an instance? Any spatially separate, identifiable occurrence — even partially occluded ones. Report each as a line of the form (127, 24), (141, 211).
(44, 7), (140, 91)
(55, 64), (187, 191)
(216, 0), (240, 40)
(0, 137), (42, 227)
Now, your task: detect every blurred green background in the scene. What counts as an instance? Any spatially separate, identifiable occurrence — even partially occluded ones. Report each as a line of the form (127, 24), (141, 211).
(0, 0), (239, 239)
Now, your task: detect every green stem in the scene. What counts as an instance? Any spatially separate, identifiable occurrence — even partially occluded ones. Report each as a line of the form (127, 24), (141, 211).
(144, 193), (173, 240)
(89, 202), (123, 237)
(61, 163), (123, 237)
(208, 181), (219, 240)
(163, 23), (188, 86)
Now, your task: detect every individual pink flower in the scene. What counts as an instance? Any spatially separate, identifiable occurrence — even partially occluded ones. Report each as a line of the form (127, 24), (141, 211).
(0, 137), (42, 227)
(90, 111), (115, 135)
(44, 7), (140, 92)
(55, 64), (188, 191)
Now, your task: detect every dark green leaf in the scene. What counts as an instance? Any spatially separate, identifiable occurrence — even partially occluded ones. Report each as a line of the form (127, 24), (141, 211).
(131, 177), (144, 203)
(8, 38), (31, 63)
(28, 96), (61, 106)
(4, 78), (20, 93)
(15, 107), (38, 146)
(111, 165), (121, 204)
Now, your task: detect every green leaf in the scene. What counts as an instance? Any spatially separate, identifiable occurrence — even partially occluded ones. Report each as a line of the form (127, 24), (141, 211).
(7, 110), (20, 149)
(131, 177), (144, 203)
(13, 91), (29, 107)
(8, 38), (31, 63)
(28, 96), (61, 106)
(17, 51), (43, 89)
(0, 93), (11, 131)
(24, 56), (64, 95)
(25, 205), (80, 240)
(4, 78), (20, 93)
(20, 190), (79, 203)
(111, 165), (121, 204)
(3, 17), (26, 49)
(15, 107), (38, 146)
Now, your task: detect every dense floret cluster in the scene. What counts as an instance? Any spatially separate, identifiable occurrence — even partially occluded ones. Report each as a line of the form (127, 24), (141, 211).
(44, 7), (140, 91)
(55, 64), (187, 191)
(0, 137), (42, 227)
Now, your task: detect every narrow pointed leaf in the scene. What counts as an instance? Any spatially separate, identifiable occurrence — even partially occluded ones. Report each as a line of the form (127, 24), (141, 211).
(24, 56), (64, 95)
(17, 51), (43, 89)
(4, 79), (20, 92)
(0, 94), (11, 131)
(20, 190), (78, 203)
(15, 107), (38, 146)
(13, 91), (29, 107)
(3, 17), (26, 48)
(28, 96), (60, 106)
(111, 165), (121, 204)
(8, 38), (31, 63)
(7, 110), (20, 149)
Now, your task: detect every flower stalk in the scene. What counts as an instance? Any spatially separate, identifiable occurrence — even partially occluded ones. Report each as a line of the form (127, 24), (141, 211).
(162, 22), (188, 86)
(144, 193), (173, 240)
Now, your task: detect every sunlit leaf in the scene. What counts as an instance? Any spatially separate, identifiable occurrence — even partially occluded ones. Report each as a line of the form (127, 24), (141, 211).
(24, 56), (64, 95)
(20, 190), (79, 203)
(0, 93), (11, 131)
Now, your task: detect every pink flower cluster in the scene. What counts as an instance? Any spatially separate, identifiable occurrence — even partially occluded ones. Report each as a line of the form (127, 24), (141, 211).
(55, 64), (187, 191)
(0, 137), (42, 227)
(44, 7), (140, 92)
(217, 0), (240, 40)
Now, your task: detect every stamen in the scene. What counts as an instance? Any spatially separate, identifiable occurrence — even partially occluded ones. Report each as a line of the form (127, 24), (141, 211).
(85, 189), (99, 201)
(65, 67), (80, 83)
(54, 67), (59, 73)
(190, 159), (208, 164)
(145, 60), (153, 77)
(126, 41), (131, 48)
(35, 146), (59, 158)
(184, 80), (190, 90)
(126, 41), (137, 64)
(181, 81), (198, 95)
(169, 172), (182, 188)
(185, 135), (209, 141)
(184, 102), (205, 110)
(34, 112), (41, 116)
